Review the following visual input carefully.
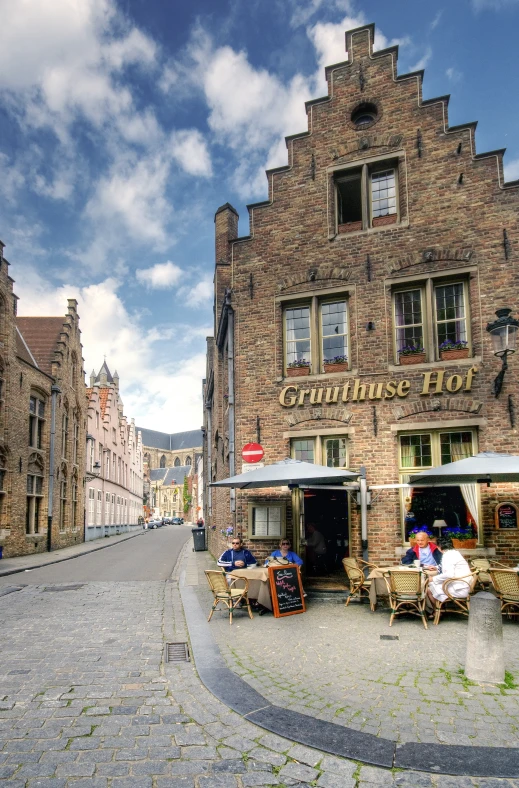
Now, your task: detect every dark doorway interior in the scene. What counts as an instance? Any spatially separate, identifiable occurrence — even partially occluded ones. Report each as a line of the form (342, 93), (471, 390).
(303, 489), (349, 589)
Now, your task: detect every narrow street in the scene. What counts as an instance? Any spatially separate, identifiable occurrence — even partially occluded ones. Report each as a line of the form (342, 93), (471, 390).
(0, 526), (190, 585)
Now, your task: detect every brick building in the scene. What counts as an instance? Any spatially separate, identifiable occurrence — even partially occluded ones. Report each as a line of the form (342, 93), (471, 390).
(0, 241), (87, 558)
(138, 428), (202, 472)
(85, 362), (144, 540)
(204, 23), (519, 580)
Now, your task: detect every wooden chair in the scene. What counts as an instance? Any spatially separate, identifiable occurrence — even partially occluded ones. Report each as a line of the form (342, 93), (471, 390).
(385, 569), (427, 629)
(489, 569), (519, 619)
(470, 558), (509, 590)
(342, 558), (378, 608)
(431, 572), (478, 626)
(205, 570), (253, 624)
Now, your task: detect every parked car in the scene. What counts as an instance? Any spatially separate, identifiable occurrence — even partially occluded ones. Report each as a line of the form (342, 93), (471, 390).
(148, 519), (161, 529)
(163, 517), (172, 525)
(171, 517), (184, 525)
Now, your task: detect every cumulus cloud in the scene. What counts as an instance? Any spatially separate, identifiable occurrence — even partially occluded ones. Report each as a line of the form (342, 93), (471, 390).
(16, 270), (205, 431)
(170, 129), (213, 177)
(136, 261), (183, 289)
(179, 275), (214, 307)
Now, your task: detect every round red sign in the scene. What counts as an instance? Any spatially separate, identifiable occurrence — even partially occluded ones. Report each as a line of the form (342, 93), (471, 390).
(242, 442), (264, 463)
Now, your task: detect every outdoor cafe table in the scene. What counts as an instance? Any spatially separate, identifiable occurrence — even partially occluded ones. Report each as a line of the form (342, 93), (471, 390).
(230, 566), (272, 611)
(367, 565), (430, 609)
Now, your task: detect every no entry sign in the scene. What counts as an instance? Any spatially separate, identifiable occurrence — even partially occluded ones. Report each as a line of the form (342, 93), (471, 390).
(242, 442), (264, 463)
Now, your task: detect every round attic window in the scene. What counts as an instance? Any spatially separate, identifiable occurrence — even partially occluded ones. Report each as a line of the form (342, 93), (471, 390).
(351, 102), (378, 129)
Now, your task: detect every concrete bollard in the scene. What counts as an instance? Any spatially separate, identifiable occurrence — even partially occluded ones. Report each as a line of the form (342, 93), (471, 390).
(465, 591), (504, 684)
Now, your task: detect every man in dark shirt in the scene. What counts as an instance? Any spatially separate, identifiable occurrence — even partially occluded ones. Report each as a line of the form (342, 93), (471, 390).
(217, 536), (257, 572)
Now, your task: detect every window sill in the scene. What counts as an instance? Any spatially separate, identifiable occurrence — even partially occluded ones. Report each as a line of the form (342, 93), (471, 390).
(279, 369), (358, 384)
(331, 219), (408, 241)
(25, 534), (45, 543)
(388, 355), (480, 373)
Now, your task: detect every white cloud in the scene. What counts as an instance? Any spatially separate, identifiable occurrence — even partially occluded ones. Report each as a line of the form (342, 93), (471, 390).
(16, 270), (205, 431)
(179, 275), (214, 307)
(136, 261), (183, 289)
(409, 46), (432, 72)
(446, 67), (463, 83)
(84, 152), (172, 246)
(288, 0), (353, 29)
(431, 11), (443, 29)
(170, 129), (213, 177)
(0, 153), (25, 202)
(504, 158), (519, 182)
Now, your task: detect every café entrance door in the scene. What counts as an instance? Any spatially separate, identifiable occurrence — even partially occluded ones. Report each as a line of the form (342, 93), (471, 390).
(302, 488), (349, 588)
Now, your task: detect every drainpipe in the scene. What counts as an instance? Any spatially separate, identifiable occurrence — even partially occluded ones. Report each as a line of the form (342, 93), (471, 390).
(227, 308), (235, 514)
(360, 465), (369, 562)
(47, 384), (61, 553)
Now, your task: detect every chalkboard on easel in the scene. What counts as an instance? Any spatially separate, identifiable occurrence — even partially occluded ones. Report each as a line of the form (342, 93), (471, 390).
(495, 502), (518, 530)
(268, 564), (306, 618)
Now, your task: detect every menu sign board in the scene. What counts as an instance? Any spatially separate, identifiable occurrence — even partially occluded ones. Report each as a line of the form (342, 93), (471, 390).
(495, 502), (519, 530)
(268, 564), (306, 618)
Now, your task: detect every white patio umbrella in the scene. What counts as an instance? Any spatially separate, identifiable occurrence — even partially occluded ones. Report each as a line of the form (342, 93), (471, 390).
(409, 451), (519, 486)
(210, 458), (358, 489)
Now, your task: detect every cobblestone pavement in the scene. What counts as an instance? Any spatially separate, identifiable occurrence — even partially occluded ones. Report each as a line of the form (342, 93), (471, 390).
(0, 545), (518, 788)
(193, 551), (519, 752)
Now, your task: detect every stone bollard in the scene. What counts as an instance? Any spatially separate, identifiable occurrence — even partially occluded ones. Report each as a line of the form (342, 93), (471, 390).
(465, 591), (504, 684)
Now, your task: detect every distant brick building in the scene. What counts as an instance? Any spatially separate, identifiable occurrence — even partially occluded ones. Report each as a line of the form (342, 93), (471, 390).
(85, 362), (144, 539)
(204, 23), (519, 577)
(0, 241), (87, 557)
(138, 427), (202, 472)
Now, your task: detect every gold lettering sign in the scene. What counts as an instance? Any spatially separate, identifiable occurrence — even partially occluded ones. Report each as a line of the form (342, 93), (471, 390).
(279, 367), (478, 408)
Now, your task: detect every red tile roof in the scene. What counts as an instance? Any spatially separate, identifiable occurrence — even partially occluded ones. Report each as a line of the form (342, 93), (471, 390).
(99, 388), (110, 419)
(17, 317), (65, 375)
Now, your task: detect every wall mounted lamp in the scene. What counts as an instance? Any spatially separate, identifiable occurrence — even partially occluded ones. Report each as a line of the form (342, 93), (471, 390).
(486, 308), (519, 397)
(85, 461), (101, 481)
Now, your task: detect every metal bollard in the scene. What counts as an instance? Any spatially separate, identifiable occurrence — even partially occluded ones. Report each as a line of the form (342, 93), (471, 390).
(465, 591), (504, 684)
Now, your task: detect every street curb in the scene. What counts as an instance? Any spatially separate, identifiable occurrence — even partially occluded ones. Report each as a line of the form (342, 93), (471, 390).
(0, 531), (145, 578)
(179, 572), (519, 778)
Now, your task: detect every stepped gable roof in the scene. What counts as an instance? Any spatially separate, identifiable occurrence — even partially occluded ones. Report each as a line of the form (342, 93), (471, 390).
(15, 326), (39, 369)
(138, 427), (202, 451)
(17, 316), (64, 375)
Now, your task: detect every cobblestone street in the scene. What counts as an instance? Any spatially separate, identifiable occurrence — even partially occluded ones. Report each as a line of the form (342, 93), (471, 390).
(1, 537), (519, 787)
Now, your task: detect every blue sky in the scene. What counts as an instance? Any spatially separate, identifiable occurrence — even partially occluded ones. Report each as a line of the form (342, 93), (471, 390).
(1, 0), (518, 432)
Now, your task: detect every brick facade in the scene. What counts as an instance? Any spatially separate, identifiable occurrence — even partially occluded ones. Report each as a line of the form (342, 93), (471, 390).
(204, 24), (519, 569)
(0, 242), (87, 557)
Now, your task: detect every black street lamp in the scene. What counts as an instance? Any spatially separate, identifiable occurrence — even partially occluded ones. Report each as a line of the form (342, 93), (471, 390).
(486, 308), (519, 397)
(85, 461), (101, 482)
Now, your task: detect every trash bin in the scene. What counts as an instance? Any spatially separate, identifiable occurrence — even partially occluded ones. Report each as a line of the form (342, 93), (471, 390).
(192, 527), (206, 552)
(0, 546), (3, 559)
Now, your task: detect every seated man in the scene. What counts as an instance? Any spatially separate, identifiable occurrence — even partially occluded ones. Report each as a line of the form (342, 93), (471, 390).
(402, 530), (442, 569)
(217, 536), (258, 572)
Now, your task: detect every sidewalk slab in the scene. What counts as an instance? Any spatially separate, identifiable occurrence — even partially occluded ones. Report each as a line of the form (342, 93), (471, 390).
(0, 529), (144, 577)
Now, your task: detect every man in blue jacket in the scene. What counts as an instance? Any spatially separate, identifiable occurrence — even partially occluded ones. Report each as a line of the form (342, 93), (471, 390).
(217, 536), (258, 572)
(402, 530), (442, 568)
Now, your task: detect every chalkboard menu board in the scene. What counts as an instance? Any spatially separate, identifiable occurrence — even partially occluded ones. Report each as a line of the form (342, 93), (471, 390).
(495, 502), (519, 530)
(268, 564), (306, 618)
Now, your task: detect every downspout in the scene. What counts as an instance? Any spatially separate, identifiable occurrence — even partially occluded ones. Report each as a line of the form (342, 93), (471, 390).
(227, 307), (235, 514)
(360, 465), (369, 562)
(206, 407), (212, 518)
(47, 384), (61, 553)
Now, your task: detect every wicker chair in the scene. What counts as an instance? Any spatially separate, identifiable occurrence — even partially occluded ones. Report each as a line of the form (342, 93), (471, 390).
(431, 572), (478, 626)
(470, 559), (509, 590)
(488, 569), (519, 619)
(342, 558), (378, 609)
(205, 570), (253, 624)
(385, 569), (427, 629)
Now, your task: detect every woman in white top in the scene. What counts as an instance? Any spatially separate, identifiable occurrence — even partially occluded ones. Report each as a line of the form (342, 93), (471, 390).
(427, 535), (473, 606)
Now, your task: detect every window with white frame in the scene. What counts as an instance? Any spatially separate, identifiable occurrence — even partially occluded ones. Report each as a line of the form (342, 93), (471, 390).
(392, 278), (470, 363)
(284, 295), (349, 374)
(248, 502), (285, 539)
(105, 492), (110, 523)
(111, 494), (115, 524)
(399, 429), (478, 542)
(291, 435), (349, 468)
(88, 487), (95, 525)
(97, 490), (102, 523)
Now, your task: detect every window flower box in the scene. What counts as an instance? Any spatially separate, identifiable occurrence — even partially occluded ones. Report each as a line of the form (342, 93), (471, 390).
(400, 352), (426, 365)
(452, 538), (477, 550)
(439, 348), (470, 361)
(287, 366), (311, 377)
(323, 362), (349, 374)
